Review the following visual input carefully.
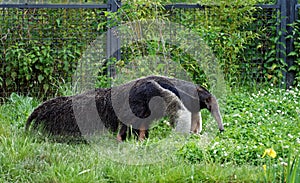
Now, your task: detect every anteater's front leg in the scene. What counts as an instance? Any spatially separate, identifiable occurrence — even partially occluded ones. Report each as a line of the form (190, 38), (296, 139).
(190, 112), (202, 134)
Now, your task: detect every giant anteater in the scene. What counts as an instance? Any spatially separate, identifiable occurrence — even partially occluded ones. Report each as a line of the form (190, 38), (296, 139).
(25, 75), (224, 141)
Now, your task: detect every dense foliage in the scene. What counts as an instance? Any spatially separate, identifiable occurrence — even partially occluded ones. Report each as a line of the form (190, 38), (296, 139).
(0, 7), (106, 98)
(1, 0), (299, 99)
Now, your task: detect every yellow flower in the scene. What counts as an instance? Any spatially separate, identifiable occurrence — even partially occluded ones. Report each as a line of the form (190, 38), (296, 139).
(263, 164), (267, 172)
(262, 148), (277, 158)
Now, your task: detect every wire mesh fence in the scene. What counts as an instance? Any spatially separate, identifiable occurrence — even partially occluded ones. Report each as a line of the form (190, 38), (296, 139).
(163, 3), (281, 87)
(0, 3), (108, 99)
(0, 0), (298, 101)
(240, 6), (280, 86)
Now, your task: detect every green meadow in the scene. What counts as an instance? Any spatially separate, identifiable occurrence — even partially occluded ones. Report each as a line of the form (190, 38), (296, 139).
(1, 85), (299, 182)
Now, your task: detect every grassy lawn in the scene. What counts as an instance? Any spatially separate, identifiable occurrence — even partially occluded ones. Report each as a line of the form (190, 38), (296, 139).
(0, 85), (299, 182)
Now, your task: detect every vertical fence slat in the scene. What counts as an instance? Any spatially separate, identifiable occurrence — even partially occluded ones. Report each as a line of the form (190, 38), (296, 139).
(278, 0), (298, 88)
(106, 0), (121, 78)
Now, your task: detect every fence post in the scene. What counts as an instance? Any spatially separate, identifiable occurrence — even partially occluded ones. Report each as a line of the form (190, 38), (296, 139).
(106, 0), (121, 78)
(285, 0), (297, 88)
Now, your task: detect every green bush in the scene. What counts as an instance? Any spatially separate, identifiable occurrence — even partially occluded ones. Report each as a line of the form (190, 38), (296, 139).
(115, 0), (285, 88)
(0, 8), (106, 98)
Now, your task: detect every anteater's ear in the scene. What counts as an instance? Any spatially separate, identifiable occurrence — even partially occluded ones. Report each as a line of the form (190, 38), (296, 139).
(204, 97), (211, 111)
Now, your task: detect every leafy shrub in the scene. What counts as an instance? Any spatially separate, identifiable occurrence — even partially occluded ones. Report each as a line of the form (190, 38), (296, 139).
(0, 8), (106, 98)
(180, 0), (260, 85)
(112, 0), (270, 87)
(115, 0), (284, 88)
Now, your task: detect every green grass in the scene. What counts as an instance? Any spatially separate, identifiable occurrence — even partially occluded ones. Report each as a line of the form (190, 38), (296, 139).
(0, 85), (299, 182)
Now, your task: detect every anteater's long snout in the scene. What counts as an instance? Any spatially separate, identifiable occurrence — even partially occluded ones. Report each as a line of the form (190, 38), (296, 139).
(209, 96), (224, 133)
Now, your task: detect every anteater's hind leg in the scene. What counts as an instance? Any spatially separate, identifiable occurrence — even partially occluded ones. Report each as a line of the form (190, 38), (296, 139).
(117, 124), (128, 142)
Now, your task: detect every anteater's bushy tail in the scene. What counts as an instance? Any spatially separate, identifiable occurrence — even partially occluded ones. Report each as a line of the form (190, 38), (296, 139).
(25, 108), (39, 131)
(25, 96), (69, 132)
